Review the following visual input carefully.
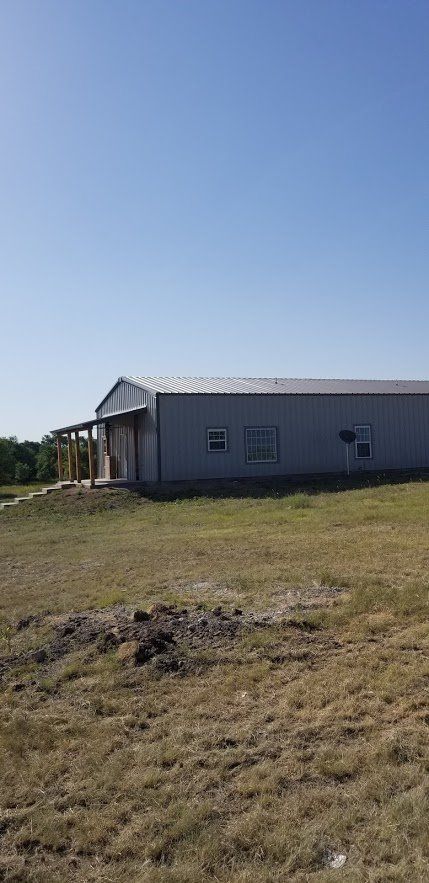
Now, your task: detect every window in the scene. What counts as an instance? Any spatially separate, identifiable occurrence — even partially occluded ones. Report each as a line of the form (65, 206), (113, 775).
(355, 424), (372, 459)
(207, 428), (227, 452)
(245, 427), (278, 463)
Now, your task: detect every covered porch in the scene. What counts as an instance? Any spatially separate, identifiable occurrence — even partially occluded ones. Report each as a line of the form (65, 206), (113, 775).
(51, 405), (147, 488)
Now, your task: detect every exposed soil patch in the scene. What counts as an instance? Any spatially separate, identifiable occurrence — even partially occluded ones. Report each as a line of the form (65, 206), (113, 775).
(0, 585), (345, 681)
(175, 579), (345, 610)
(0, 604), (251, 678)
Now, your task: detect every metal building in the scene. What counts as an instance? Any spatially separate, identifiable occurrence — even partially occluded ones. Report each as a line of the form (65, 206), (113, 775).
(78, 375), (429, 483)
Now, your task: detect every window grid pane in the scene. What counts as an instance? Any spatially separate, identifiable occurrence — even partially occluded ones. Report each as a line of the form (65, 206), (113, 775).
(354, 425), (372, 459)
(207, 428), (227, 452)
(356, 426), (370, 442)
(246, 427), (277, 463)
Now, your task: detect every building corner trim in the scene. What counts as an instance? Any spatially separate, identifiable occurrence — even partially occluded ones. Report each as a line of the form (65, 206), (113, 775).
(156, 393), (162, 482)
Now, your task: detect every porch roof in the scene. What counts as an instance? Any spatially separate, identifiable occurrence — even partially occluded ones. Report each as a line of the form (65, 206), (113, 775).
(51, 405), (147, 435)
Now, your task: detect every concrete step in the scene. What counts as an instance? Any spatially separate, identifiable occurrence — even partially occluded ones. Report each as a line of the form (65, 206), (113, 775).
(1, 480), (77, 512)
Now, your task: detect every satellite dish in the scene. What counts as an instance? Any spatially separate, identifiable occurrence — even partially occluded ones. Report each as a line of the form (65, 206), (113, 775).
(339, 429), (356, 444)
(338, 429), (356, 476)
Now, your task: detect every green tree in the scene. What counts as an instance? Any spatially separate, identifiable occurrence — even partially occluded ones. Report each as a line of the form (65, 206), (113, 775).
(15, 462), (31, 483)
(14, 440), (39, 479)
(0, 437), (18, 483)
(36, 435), (58, 481)
(0, 436), (41, 483)
(0, 432), (94, 484)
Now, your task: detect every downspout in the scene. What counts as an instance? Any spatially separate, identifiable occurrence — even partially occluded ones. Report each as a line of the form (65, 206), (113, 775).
(133, 412), (140, 481)
(156, 393), (162, 482)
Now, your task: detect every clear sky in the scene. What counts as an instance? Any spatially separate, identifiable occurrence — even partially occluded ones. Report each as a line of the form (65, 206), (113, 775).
(1, 0), (429, 440)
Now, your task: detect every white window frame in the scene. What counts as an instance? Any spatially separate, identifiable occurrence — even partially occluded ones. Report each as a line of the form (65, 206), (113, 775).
(245, 426), (278, 464)
(354, 424), (372, 459)
(207, 427), (228, 452)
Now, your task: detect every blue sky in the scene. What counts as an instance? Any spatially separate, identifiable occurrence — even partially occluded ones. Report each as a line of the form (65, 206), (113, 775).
(1, 0), (429, 440)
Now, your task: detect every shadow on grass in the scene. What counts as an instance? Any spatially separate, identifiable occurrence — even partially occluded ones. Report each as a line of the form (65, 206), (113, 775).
(131, 469), (429, 503)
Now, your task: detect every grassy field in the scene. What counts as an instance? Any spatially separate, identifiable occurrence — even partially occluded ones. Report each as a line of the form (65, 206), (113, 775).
(0, 481), (428, 881)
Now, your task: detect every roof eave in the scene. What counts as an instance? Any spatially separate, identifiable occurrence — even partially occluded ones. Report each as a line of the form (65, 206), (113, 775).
(52, 404), (147, 435)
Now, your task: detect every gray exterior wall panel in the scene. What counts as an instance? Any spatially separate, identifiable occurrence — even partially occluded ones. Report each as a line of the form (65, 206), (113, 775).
(159, 393), (429, 481)
(96, 381), (158, 481)
(97, 381), (149, 416)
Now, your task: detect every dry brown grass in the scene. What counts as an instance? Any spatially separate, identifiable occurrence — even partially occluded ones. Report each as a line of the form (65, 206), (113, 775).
(0, 483), (428, 881)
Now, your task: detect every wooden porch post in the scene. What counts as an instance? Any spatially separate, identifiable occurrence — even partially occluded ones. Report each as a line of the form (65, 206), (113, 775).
(87, 426), (96, 489)
(74, 430), (82, 483)
(67, 432), (76, 481)
(103, 423), (111, 480)
(56, 435), (63, 482)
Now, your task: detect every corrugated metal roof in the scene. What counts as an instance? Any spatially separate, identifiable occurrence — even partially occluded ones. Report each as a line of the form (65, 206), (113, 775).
(124, 376), (429, 396)
(52, 405), (147, 434)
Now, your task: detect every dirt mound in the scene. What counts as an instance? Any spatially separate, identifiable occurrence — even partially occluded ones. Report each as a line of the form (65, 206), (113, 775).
(0, 584), (345, 682)
(0, 604), (253, 679)
(58, 603), (248, 661)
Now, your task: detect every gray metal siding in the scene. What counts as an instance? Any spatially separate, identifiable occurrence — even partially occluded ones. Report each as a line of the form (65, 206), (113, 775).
(96, 381), (158, 481)
(97, 381), (149, 416)
(159, 393), (429, 481)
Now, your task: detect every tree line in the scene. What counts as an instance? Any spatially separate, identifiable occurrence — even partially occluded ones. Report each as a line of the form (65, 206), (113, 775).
(0, 435), (91, 484)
